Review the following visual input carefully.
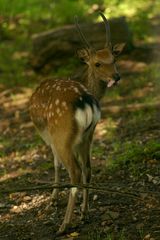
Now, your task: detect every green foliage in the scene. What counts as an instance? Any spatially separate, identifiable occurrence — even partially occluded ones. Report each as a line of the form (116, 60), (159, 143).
(0, 0), (159, 38)
(39, 162), (53, 171)
(52, 0), (89, 24)
(22, 134), (44, 150)
(108, 140), (160, 169)
(92, 145), (105, 159)
(0, 137), (11, 158)
(53, 58), (79, 78)
(87, 228), (126, 240)
(106, 62), (160, 105)
(144, 141), (160, 160)
(0, 0), (96, 24)
(0, 0), (54, 20)
(0, 41), (30, 87)
(104, 0), (160, 40)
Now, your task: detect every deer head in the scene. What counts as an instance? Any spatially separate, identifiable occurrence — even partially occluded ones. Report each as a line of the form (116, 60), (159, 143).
(75, 12), (125, 100)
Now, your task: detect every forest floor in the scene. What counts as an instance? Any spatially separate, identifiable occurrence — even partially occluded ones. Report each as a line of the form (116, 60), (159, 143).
(0, 15), (160, 240)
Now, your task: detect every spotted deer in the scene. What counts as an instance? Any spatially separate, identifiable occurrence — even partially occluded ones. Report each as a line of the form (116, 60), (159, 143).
(29, 12), (125, 234)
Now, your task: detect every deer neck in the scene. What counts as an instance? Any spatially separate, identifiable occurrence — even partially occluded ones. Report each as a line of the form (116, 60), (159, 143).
(83, 67), (107, 101)
(73, 66), (107, 101)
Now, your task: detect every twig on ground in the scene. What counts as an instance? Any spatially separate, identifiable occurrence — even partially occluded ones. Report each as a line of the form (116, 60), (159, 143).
(1, 183), (159, 201)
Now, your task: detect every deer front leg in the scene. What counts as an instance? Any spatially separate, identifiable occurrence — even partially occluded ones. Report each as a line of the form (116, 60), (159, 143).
(51, 146), (61, 203)
(58, 187), (78, 234)
(81, 158), (91, 220)
(79, 135), (93, 220)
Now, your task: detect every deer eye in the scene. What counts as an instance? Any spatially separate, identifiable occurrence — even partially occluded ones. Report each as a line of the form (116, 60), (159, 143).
(95, 62), (101, 67)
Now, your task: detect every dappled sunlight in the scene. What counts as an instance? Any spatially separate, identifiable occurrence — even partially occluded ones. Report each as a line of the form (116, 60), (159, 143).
(0, 150), (36, 182)
(12, 51), (29, 60)
(1, 87), (32, 109)
(131, 83), (154, 98)
(0, 87), (32, 136)
(145, 35), (160, 44)
(119, 59), (147, 73)
(95, 118), (120, 141)
(101, 99), (160, 117)
(0, 168), (33, 183)
(0, 143), (52, 179)
(9, 194), (50, 214)
(0, 87), (32, 125)
(1, 192), (51, 223)
(95, 120), (107, 139)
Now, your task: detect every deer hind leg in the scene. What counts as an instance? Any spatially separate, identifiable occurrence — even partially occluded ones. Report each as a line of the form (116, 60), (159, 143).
(51, 152), (61, 202)
(78, 133), (93, 220)
(81, 154), (91, 220)
(79, 146), (91, 220)
(49, 145), (61, 202)
(58, 153), (81, 234)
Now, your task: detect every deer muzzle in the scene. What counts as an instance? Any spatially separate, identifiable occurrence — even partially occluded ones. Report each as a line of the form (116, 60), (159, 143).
(107, 73), (121, 88)
(113, 73), (121, 82)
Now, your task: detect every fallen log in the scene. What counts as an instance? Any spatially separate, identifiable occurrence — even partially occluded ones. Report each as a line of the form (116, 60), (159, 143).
(30, 17), (133, 69)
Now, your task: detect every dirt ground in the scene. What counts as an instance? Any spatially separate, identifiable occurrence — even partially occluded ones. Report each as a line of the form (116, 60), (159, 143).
(0, 20), (160, 240)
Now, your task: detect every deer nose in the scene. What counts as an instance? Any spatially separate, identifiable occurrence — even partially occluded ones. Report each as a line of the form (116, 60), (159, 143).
(113, 73), (120, 82)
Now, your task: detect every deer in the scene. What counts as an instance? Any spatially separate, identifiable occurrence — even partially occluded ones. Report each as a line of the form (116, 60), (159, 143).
(29, 12), (125, 234)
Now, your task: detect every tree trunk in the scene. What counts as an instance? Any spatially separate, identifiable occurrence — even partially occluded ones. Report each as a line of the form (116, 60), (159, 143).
(30, 17), (133, 69)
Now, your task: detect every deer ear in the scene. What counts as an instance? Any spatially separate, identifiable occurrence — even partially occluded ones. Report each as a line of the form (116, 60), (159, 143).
(112, 43), (125, 56)
(77, 49), (90, 63)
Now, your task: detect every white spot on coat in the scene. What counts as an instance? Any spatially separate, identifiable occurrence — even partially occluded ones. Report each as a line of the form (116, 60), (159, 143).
(56, 86), (61, 91)
(74, 87), (79, 93)
(56, 108), (60, 114)
(62, 101), (67, 109)
(55, 99), (59, 105)
(48, 112), (52, 118)
(62, 101), (66, 107)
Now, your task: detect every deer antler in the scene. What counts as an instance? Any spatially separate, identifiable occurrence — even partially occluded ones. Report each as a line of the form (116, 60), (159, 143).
(74, 16), (91, 49)
(99, 12), (112, 50)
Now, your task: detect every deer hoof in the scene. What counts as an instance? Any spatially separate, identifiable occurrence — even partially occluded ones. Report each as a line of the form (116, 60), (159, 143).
(56, 223), (69, 236)
(51, 190), (59, 206)
(51, 189), (59, 200)
(80, 211), (89, 222)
